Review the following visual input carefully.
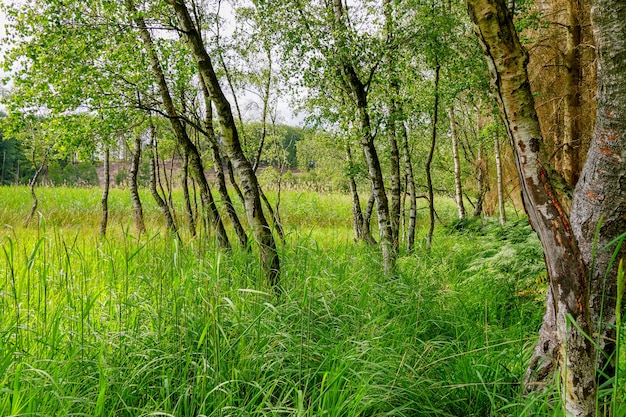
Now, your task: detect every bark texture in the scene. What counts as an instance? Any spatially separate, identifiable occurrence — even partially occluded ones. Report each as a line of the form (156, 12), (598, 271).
(24, 148), (48, 228)
(129, 132), (146, 235)
(99, 147), (110, 237)
(426, 63), (440, 250)
(494, 131), (506, 225)
(126, 0), (230, 249)
(467, 0), (596, 415)
(332, 0), (395, 271)
(570, 0), (626, 389)
(401, 120), (417, 252)
(450, 108), (466, 219)
(169, 0), (280, 287)
(562, 0), (583, 185)
(199, 73), (249, 249)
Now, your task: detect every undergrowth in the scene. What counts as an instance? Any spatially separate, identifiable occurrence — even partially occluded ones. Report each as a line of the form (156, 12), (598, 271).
(0, 186), (622, 416)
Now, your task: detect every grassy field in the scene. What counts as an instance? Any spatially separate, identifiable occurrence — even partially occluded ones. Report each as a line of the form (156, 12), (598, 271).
(0, 186), (618, 416)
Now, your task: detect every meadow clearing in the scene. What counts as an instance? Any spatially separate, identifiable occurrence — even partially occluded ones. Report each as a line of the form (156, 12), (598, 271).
(0, 185), (618, 416)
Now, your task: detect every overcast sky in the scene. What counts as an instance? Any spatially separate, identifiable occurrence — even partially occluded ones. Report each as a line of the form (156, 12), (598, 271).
(0, 2), (304, 125)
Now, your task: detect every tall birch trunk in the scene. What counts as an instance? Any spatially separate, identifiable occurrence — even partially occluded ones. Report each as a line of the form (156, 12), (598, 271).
(401, 121), (417, 252)
(473, 145), (486, 218)
(129, 132), (146, 235)
(199, 73), (249, 249)
(24, 148), (48, 228)
(332, 0), (395, 271)
(426, 63), (440, 250)
(148, 136), (178, 235)
(467, 1), (596, 414)
(99, 147), (110, 237)
(494, 129), (506, 225)
(181, 150), (196, 237)
(168, 0), (280, 288)
(126, 0), (230, 249)
(450, 108), (466, 219)
(346, 142), (375, 245)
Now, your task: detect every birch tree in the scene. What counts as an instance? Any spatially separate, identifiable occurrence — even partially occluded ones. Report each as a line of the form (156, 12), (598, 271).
(467, 0), (626, 414)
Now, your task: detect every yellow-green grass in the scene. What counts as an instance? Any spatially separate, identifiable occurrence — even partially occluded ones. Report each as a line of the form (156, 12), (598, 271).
(0, 185), (620, 416)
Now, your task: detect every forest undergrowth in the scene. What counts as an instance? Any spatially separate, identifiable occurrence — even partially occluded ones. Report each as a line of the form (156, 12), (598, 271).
(0, 186), (623, 416)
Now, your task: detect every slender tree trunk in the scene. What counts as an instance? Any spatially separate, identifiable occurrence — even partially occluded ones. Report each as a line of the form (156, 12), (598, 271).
(24, 148), (48, 228)
(426, 63), (440, 250)
(401, 121), (417, 252)
(473, 145), (486, 218)
(331, 0), (395, 272)
(226, 157), (245, 205)
(570, 0), (626, 398)
(388, 109), (402, 252)
(199, 72), (249, 249)
(100, 147), (110, 236)
(450, 108), (466, 219)
(147, 129), (178, 236)
(259, 186), (285, 243)
(346, 142), (375, 245)
(169, 0), (280, 288)
(467, 1), (596, 414)
(155, 133), (178, 228)
(127, 0), (230, 249)
(1, 150), (6, 184)
(494, 128), (506, 225)
(129, 132), (146, 235)
(363, 186), (376, 244)
(252, 48), (273, 173)
(181, 149), (197, 237)
(384, 0), (402, 252)
(562, 0), (583, 185)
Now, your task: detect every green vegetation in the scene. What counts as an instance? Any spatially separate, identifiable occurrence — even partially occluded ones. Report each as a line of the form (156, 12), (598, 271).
(1, 185), (605, 416)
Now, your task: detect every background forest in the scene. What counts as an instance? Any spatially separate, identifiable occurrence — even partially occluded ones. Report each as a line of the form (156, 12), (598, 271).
(0, 0), (624, 416)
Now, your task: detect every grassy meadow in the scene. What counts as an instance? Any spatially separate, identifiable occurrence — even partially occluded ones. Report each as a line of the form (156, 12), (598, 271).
(0, 185), (618, 416)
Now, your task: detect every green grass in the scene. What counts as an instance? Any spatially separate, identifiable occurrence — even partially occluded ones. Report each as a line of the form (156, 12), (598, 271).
(0, 185), (621, 416)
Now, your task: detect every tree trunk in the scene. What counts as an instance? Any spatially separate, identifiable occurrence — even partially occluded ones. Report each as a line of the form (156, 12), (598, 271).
(388, 109), (402, 253)
(126, 0), (230, 249)
(426, 63), (440, 250)
(450, 107), (466, 219)
(99, 147), (110, 237)
(467, 1), (596, 415)
(147, 128), (178, 236)
(129, 132), (146, 235)
(562, 0), (583, 186)
(384, 0), (401, 253)
(332, 0), (395, 272)
(401, 120), (417, 252)
(24, 148), (48, 228)
(473, 145), (486, 218)
(169, 0), (280, 288)
(570, 0), (626, 397)
(346, 142), (375, 245)
(199, 72), (249, 249)
(181, 149), (197, 237)
(363, 186), (376, 244)
(494, 128), (507, 225)
(259, 186), (285, 243)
